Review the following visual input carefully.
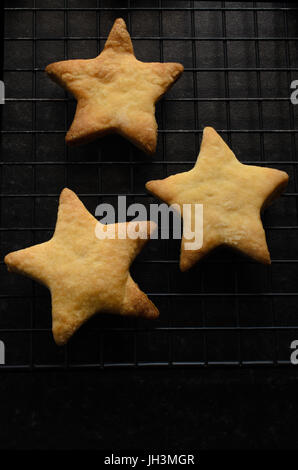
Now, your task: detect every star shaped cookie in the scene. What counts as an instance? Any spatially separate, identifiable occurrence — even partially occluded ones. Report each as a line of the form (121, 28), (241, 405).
(4, 189), (159, 345)
(45, 18), (183, 154)
(146, 127), (289, 271)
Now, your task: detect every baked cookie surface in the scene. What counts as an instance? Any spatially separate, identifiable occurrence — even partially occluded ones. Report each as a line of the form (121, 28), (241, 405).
(45, 18), (183, 154)
(4, 189), (159, 345)
(146, 127), (289, 271)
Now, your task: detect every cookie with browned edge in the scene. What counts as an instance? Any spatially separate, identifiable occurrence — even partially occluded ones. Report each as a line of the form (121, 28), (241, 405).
(46, 18), (183, 154)
(146, 127), (289, 271)
(5, 189), (159, 345)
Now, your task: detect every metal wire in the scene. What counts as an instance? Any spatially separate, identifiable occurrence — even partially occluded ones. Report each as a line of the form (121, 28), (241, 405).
(1, 1), (298, 369)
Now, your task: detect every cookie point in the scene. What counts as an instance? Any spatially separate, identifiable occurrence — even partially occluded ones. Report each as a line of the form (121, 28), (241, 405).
(4, 253), (13, 270)
(65, 132), (77, 146)
(145, 180), (157, 193)
(203, 126), (216, 136)
(278, 170), (289, 193)
(281, 170), (289, 185)
(60, 187), (72, 196)
(179, 260), (190, 272)
(52, 320), (74, 346)
(179, 252), (196, 272)
(142, 298), (160, 320)
(45, 62), (56, 73)
(110, 17), (129, 36)
(59, 187), (76, 203)
(150, 304), (160, 319)
(175, 62), (184, 75)
(114, 17), (126, 26)
(264, 253), (271, 265)
(4, 251), (22, 273)
(143, 140), (156, 156)
(53, 332), (67, 346)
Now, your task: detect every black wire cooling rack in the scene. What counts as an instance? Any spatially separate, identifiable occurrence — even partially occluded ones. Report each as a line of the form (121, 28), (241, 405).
(1, 0), (298, 370)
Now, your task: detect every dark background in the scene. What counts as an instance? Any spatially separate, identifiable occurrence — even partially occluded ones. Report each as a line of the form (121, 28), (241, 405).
(1, 368), (298, 450)
(1, 0), (298, 450)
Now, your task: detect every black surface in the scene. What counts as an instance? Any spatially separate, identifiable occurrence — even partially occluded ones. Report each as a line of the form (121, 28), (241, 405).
(0, 368), (298, 450)
(1, 0), (298, 450)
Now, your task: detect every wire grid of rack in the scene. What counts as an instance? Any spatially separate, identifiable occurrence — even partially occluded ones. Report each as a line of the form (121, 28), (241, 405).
(1, 0), (298, 370)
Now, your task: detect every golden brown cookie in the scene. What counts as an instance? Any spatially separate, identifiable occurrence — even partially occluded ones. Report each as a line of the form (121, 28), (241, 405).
(146, 127), (289, 271)
(4, 189), (159, 345)
(45, 18), (183, 154)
